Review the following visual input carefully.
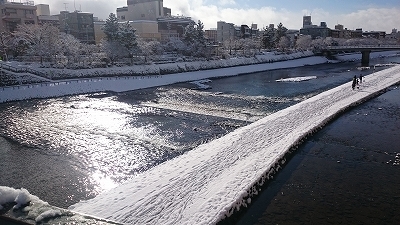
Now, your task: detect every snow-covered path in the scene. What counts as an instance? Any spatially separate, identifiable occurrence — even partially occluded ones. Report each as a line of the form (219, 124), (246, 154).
(70, 65), (400, 224)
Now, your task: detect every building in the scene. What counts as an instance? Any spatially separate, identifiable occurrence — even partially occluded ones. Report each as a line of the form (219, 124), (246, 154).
(300, 16), (331, 39)
(36, 4), (59, 26)
(250, 24), (259, 38)
(116, 6), (128, 21)
(157, 15), (193, 41)
(205, 28), (217, 44)
(240, 25), (251, 38)
(59, 11), (95, 44)
(216, 21), (236, 43)
(335, 24), (344, 31)
(363, 31), (386, 39)
(93, 20), (106, 44)
(117, 0), (170, 22)
(0, 0), (37, 32)
(303, 16), (312, 28)
(36, 3), (49, 16)
(130, 20), (161, 41)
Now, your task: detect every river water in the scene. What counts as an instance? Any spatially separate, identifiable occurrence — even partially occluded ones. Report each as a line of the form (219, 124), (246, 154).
(1, 56), (400, 219)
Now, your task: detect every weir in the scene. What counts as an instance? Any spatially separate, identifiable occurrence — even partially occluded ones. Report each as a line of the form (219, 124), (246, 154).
(70, 65), (400, 224)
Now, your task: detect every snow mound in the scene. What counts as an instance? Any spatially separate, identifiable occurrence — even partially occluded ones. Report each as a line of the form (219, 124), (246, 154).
(70, 66), (400, 224)
(190, 79), (212, 89)
(276, 76), (317, 82)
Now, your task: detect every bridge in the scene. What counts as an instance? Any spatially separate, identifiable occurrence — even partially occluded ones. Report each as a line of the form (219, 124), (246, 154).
(321, 45), (400, 66)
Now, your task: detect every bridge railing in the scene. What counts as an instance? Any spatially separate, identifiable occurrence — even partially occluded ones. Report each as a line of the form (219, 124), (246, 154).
(326, 45), (400, 50)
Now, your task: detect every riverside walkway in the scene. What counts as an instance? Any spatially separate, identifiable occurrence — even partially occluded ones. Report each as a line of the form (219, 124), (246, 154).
(70, 65), (400, 224)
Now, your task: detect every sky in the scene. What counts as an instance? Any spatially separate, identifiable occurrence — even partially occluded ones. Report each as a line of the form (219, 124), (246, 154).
(33, 0), (400, 33)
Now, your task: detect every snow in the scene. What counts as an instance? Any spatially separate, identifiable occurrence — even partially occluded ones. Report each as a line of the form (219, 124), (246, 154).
(0, 186), (31, 210)
(0, 186), (60, 221)
(1, 51), (399, 224)
(190, 79), (212, 89)
(69, 65), (400, 224)
(0, 186), (115, 224)
(0, 55), (328, 103)
(276, 76), (317, 82)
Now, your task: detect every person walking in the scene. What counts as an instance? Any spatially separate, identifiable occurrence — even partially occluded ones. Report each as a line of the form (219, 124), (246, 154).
(359, 74), (363, 83)
(352, 75), (357, 90)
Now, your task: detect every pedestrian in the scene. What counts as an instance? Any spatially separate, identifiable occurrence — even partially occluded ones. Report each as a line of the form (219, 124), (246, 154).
(352, 75), (357, 90)
(359, 74), (363, 83)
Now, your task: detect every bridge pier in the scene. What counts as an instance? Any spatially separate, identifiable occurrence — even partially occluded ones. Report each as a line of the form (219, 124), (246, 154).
(361, 50), (371, 67)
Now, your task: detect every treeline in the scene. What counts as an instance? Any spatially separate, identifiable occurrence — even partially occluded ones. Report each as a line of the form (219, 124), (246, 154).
(0, 17), (396, 69)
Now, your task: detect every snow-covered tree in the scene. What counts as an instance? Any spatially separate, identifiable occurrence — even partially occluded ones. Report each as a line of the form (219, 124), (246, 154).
(103, 13), (119, 42)
(262, 23), (288, 50)
(183, 21), (196, 45)
(277, 36), (291, 51)
(139, 40), (163, 62)
(195, 20), (206, 47)
(262, 26), (276, 49)
(117, 22), (138, 65)
(102, 19), (139, 65)
(295, 35), (312, 50)
(58, 33), (81, 66)
(101, 39), (126, 65)
(14, 23), (60, 64)
(275, 23), (288, 47)
(310, 37), (327, 51)
(164, 37), (186, 54)
(183, 20), (207, 57)
(0, 31), (12, 61)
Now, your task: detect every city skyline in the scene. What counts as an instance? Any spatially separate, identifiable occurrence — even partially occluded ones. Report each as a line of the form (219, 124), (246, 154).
(33, 0), (400, 32)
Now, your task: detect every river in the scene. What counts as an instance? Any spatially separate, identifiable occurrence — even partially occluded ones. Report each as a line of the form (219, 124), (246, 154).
(0, 56), (399, 220)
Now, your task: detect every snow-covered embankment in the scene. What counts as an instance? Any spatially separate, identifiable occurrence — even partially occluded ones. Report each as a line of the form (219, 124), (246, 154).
(70, 65), (400, 224)
(0, 56), (327, 103)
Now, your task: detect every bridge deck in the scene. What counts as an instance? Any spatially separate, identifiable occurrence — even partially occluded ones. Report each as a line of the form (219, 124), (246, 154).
(325, 45), (400, 52)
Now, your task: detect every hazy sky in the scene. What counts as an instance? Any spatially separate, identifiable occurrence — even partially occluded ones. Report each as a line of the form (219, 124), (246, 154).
(34, 0), (400, 32)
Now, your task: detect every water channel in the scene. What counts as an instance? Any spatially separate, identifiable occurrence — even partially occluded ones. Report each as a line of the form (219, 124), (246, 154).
(0, 56), (399, 223)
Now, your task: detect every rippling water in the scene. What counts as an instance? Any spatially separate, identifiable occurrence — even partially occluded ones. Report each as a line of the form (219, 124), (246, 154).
(0, 57), (399, 209)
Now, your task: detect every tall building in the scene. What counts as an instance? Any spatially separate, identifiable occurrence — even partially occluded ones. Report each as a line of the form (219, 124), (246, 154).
(59, 11), (95, 44)
(300, 16), (331, 39)
(117, 0), (168, 22)
(303, 16), (312, 28)
(0, 0), (37, 32)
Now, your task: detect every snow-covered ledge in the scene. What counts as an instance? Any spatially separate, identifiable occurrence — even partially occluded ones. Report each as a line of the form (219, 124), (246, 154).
(0, 56), (328, 103)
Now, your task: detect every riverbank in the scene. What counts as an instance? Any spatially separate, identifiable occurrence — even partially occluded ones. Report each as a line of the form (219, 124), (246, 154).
(1, 50), (399, 104)
(0, 55), (329, 103)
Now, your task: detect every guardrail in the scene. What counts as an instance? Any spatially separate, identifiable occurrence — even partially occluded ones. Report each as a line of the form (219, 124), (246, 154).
(0, 75), (164, 92)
